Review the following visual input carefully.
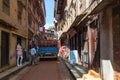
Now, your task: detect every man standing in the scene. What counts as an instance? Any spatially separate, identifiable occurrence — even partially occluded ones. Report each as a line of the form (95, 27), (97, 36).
(16, 43), (23, 67)
(30, 45), (37, 65)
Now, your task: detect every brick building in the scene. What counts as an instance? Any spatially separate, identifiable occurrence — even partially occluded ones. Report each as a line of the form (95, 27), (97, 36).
(45, 29), (56, 40)
(28, 0), (46, 48)
(0, 0), (46, 71)
(54, 0), (120, 74)
(0, 0), (28, 70)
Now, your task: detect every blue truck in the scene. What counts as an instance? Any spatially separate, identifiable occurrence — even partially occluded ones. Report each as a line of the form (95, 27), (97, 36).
(38, 40), (59, 59)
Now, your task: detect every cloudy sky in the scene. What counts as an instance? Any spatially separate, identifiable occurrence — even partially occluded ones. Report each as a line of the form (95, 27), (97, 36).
(44, 0), (54, 29)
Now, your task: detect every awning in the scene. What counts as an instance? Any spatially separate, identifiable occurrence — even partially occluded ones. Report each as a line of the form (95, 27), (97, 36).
(59, 32), (67, 40)
(68, 28), (77, 38)
(67, 13), (86, 33)
(60, 26), (77, 40)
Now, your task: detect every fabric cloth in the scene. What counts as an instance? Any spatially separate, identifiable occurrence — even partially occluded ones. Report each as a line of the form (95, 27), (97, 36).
(16, 44), (23, 67)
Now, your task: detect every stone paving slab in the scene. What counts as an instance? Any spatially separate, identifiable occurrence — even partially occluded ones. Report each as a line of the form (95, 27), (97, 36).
(18, 60), (74, 80)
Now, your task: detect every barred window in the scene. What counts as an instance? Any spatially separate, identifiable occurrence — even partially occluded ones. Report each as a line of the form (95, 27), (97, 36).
(2, 0), (10, 15)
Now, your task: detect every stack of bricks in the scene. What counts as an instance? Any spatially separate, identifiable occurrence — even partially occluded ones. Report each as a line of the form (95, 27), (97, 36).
(114, 71), (120, 80)
(82, 70), (101, 80)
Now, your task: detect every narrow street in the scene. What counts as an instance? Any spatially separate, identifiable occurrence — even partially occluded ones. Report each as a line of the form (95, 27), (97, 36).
(0, 0), (120, 80)
(7, 59), (74, 80)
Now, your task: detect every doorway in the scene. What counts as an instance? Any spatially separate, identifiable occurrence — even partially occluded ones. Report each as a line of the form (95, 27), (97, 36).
(17, 36), (21, 45)
(1, 31), (9, 67)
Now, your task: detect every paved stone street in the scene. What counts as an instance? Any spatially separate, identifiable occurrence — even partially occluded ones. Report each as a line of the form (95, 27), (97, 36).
(8, 59), (74, 80)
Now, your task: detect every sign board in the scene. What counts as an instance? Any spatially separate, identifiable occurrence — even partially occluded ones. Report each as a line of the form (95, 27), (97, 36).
(70, 50), (79, 64)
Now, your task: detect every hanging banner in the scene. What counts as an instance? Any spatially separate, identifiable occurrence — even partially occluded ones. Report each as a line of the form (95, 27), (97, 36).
(39, 27), (45, 34)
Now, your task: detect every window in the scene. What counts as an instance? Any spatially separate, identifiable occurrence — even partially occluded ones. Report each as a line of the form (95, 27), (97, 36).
(2, 0), (10, 15)
(17, 1), (22, 24)
(18, 11), (22, 24)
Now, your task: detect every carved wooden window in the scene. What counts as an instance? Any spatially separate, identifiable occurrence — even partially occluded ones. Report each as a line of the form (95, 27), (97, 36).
(2, 0), (10, 15)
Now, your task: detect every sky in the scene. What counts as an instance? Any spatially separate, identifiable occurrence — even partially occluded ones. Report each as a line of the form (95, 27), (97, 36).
(44, 0), (54, 29)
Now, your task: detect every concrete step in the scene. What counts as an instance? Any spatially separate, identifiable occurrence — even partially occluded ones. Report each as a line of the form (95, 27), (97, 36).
(61, 58), (87, 80)
(0, 62), (29, 80)
(73, 65), (87, 77)
(65, 62), (82, 80)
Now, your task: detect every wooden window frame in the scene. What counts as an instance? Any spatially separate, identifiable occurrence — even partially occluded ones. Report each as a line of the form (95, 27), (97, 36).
(2, 0), (10, 15)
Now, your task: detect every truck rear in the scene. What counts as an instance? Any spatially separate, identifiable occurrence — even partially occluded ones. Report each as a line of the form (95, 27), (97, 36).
(38, 40), (58, 59)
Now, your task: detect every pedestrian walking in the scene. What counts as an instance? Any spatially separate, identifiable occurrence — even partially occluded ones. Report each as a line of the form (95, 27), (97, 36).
(29, 45), (37, 65)
(16, 43), (23, 67)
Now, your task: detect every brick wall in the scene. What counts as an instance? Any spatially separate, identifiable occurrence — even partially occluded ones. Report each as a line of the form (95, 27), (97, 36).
(112, 4), (120, 71)
(0, 0), (28, 37)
